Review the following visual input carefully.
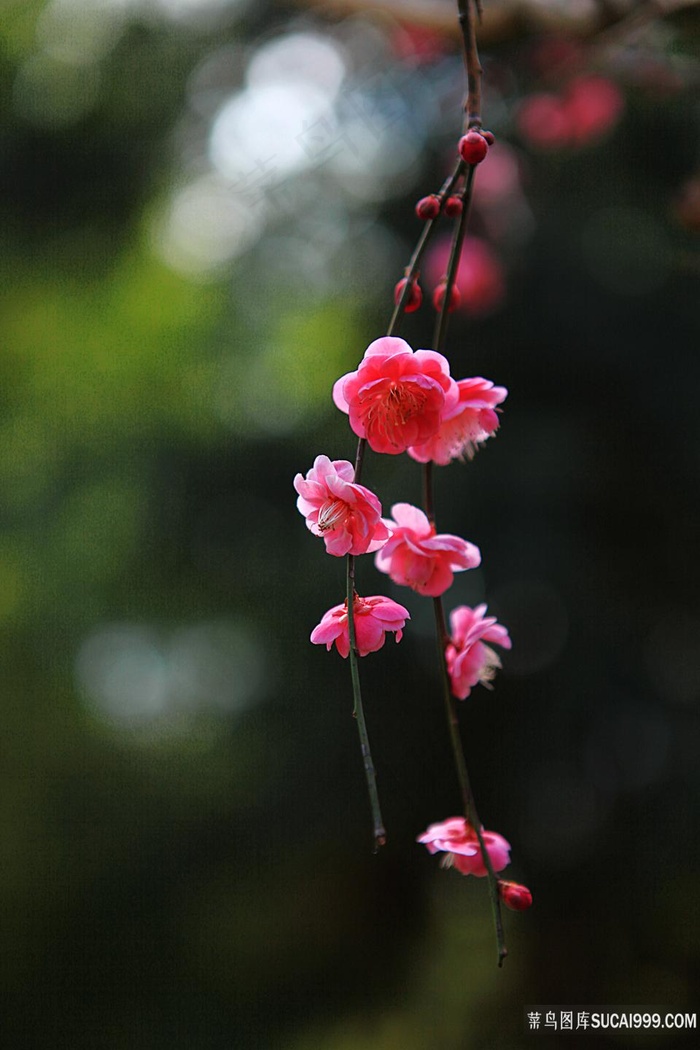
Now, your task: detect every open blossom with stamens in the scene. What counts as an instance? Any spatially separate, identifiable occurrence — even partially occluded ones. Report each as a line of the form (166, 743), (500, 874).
(417, 816), (511, 877)
(310, 594), (410, 658)
(294, 455), (390, 557)
(332, 336), (459, 455)
(375, 502), (481, 597)
(408, 377), (507, 465)
(445, 603), (512, 700)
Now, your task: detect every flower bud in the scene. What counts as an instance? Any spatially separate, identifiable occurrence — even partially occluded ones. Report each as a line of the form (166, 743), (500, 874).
(432, 281), (461, 313)
(458, 130), (489, 165)
(444, 196), (463, 218)
(394, 277), (422, 313)
(498, 880), (533, 911)
(482, 130), (495, 145)
(415, 194), (441, 220)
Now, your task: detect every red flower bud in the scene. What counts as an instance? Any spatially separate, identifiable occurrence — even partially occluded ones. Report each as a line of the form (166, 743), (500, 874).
(415, 195), (441, 220)
(498, 880), (533, 911)
(432, 281), (461, 313)
(444, 196), (463, 218)
(459, 130), (489, 165)
(394, 277), (422, 313)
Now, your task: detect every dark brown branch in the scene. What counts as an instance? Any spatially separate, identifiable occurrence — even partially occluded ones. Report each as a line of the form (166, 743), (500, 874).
(292, 0), (700, 49)
(458, 1), (483, 129)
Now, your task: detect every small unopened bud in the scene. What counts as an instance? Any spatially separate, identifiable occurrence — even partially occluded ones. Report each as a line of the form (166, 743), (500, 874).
(415, 194), (441, 220)
(459, 130), (489, 165)
(394, 277), (422, 313)
(444, 196), (463, 218)
(432, 281), (461, 313)
(498, 880), (533, 911)
(482, 130), (496, 145)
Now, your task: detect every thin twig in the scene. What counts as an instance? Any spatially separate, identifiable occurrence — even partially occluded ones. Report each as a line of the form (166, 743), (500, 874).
(458, 0), (482, 129)
(354, 436), (367, 484)
(344, 154), (464, 849)
(431, 593), (507, 965)
(420, 0), (508, 967)
(433, 163), (475, 354)
(387, 161), (465, 338)
(346, 554), (387, 851)
(349, 440), (386, 849)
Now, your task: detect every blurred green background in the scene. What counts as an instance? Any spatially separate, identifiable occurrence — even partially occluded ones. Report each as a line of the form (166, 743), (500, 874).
(1, 0), (699, 1046)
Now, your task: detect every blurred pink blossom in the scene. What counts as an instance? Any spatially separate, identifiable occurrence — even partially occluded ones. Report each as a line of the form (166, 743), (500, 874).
(424, 236), (505, 316)
(310, 594), (410, 658)
(530, 35), (584, 78)
(390, 23), (450, 64)
(375, 502), (480, 597)
(566, 76), (624, 145)
(333, 337), (458, 455)
(516, 92), (572, 149)
(517, 75), (624, 151)
(294, 455), (389, 557)
(472, 142), (522, 205)
(445, 603), (512, 700)
(417, 816), (511, 877)
(408, 377), (507, 466)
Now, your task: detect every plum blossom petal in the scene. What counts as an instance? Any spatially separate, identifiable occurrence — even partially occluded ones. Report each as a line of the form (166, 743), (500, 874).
(452, 830), (511, 876)
(294, 455), (390, 557)
(417, 816), (479, 857)
(445, 603), (512, 700)
(408, 377), (507, 466)
(375, 502), (481, 597)
(310, 594), (410, 658)
(333, 337), (459, 455)
(417, 816), (511, 877)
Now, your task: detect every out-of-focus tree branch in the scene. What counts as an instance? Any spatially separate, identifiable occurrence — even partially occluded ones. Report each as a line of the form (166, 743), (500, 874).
(292, 0), (700, 47)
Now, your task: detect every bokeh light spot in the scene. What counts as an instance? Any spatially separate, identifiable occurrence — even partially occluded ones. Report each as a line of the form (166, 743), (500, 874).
(76, 619), (265, 734)
(13, 53), (101, 127)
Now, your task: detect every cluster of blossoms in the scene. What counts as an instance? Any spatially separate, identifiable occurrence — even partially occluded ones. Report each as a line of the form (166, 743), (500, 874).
(294, 335), (511, 701)
(294, 115), (531, 918)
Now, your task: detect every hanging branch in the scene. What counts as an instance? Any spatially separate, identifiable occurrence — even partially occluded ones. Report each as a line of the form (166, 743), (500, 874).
(458, 0), (483, 129)
(300, 0), (531, 955)
(424, 114), (508, 962)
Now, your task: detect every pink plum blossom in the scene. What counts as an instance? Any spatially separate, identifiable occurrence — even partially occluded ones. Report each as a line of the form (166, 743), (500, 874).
(472, 142), (522, 206)
(451, 829), (511, 876)
(310, 594), (410, 658)
(294, 455), (390, 557)
(375, 502), (481, 597)
(408, 377), (507, 466)
(417, 816), (511, 877)
(332, 336), (458, 455)
(445, 603), (512, 700)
